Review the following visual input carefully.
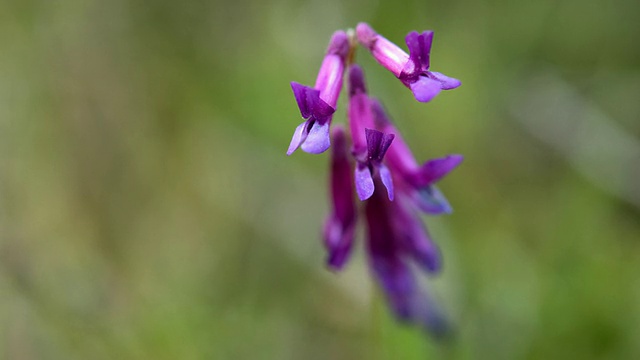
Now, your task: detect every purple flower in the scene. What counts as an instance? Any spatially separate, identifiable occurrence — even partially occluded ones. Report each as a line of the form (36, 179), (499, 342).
(286, 25), (463, 335)
(288, 31), (350, 155)
(356, 23), (461, 103)
(323, 126), (357, 270)
(347, 65), (395, 201)
(371, 99), (463, 214)
(365, 176), (449, 334)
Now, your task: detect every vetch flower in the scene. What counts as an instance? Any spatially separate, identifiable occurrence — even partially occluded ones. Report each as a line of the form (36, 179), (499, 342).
(365, 176), (449, 334)
(347, 65), (395, 201)
(356, 22), (461, 103)
(285, 24), (463, 336)
(288, 31), (350, 155)
(323, 126), (357, 270)
(371, 99), (463, 214)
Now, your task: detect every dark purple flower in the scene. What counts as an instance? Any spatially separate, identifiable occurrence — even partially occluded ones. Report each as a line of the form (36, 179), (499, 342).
(323, 126), (357, 270)
(371, 99), (463, 214)
(288, 31), (350, 155)
(356, 23), (461, 103)
(365, 177), (449, 333)
(347, 65), (395, 201)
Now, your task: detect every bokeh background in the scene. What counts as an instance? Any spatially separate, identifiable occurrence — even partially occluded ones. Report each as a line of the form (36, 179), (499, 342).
(1, 0), (639, 359)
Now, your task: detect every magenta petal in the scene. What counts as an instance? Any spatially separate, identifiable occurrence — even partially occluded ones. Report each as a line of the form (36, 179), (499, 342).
(287, 122), (308, 156)
(409, 76), (442, 103)
(379, 164), (394, 201)
(428, 71), (461, 90)
(300, 121), (331, 154)
(355, 164), (374, 201)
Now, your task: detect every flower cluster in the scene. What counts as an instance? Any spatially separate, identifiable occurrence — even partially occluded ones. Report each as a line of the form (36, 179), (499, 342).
(287, 23), (462, 334)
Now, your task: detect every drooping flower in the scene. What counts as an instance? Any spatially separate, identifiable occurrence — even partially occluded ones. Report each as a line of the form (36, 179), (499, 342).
(347, 65), (395, 201)
(365, 176), (449, 334)
(356, 22), (461, 103)
(323, 126), (357, 270)
(286, 25), (463, 336)
(371, 99), (463, 214)
(288, 31), (350, 155)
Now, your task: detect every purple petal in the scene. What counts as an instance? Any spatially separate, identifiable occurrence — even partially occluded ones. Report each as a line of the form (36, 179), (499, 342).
(379, 164), (394, 201)
(414, 185), (453, 215)
(287, 122), (308, 156)
(413, 154), (464, 186)
(405, 31), (433, 73)
(365, 128), (395, 162)
(324, 126), (357, 270)
(323, 214), (355, 270)
(428, 71), (461, 90)
(300, 120), (331, 154)
(369, 254), (416, 321)
(355, 164), (374, 201)
(290, 82), (335, 120)
(409, 76), (442, 103)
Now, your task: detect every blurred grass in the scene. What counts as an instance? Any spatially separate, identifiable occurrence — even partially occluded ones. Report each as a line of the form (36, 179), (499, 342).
(1, 0), (639, 359)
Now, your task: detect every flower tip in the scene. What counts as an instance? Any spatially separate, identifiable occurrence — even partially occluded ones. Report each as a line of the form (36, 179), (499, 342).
(327, 30), (350, 58)
(355, 22), (377, 48)
(348, 64), (367, 95)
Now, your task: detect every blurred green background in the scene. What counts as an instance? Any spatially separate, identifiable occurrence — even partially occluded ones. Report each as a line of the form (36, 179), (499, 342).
(1, 0), (639, 359)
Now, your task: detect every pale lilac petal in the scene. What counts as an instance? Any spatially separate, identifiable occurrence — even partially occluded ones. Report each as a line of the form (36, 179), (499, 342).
(379, 164), (394, 201)
(287, 122), (308, 156)
(414, 185), (453, 215)
(355, 164), (374, 201)
(300, 121), (331, 154)
(409, 76), (442, 103)
(428, 71), (461, 90)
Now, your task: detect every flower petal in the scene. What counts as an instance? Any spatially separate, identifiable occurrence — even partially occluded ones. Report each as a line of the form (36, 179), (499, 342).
(379, 164), (394, 201)
(370, 254), (416, 321)
(413, 154), (464, 187)
(409, 76), (442, 103)
(287, 122), (308, 156)
(404, 30), (433, 74)
(428, 71), (461, 90)
(365, 128), (395, 162)
(300, 120), (331, 154)
(323, 126), (357, 270)
(414, 185), (453, 215)
(323, 214), (356, 270)
(290, 82), (335, 120)
(355, 164), (375, 201)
